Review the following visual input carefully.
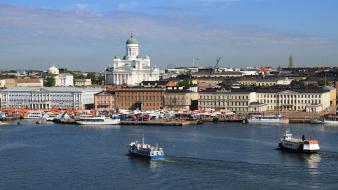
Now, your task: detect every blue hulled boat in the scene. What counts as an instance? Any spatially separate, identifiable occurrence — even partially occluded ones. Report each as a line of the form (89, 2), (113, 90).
(129, 137), (165, 160)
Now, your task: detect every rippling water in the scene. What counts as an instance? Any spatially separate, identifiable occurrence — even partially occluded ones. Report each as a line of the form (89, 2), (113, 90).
(0, 121), (337, 189)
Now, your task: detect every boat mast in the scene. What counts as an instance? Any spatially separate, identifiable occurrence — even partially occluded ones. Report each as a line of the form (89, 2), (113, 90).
(142, 135), (145, 145)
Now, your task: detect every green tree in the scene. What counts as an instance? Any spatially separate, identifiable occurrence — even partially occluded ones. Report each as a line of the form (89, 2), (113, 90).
(178, 79), (193, 88)
(44, 76), (55, 87)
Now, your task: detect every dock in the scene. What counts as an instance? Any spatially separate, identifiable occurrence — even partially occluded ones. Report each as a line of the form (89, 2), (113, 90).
(121, 119), (201, 126)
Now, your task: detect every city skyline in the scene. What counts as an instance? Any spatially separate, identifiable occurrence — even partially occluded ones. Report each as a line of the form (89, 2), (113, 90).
(1, 0), (338, 71)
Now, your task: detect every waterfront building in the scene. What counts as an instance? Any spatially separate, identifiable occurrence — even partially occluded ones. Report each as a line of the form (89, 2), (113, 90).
(115, 87), (165, 110)
(94, 91), (115, 110)
(255, 88), (331, 112)
(198, 88), (257, 112)
(321, 86), (336, 107)
(164, 87), (199, 111)
(74, 79), (92, 87)
(105, 34), (160, 85)
(55, 73), (74, 87)
(0, 87), (102, 110)
(228, 89), (257, 112)
(198, 88), (230, 111)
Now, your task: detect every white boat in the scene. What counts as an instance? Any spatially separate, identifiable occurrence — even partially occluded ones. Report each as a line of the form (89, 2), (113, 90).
(23, 111), (44, 119)
(43, 112), (58, 121)
(309, 118), (324, 124)
(76, 115), (120, 125)
(278, 130), (320, 153)
(323, 119), (338, 125)
(247, 114), (289, 124)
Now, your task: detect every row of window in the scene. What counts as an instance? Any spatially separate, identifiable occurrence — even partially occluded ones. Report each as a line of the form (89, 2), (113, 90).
(118, 96), (163, 101)
(259, 94), (321, 98)
(260, 99), (321, 104)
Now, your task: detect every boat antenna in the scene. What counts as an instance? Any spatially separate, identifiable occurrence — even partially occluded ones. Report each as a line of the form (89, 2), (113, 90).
(142, 134), (145, 145)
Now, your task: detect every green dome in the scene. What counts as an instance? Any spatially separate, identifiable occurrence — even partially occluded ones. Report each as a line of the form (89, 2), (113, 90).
(126, 34), (138, 44)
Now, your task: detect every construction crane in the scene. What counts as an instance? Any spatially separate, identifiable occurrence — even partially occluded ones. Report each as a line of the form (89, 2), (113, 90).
(215, 56), (221, 71)
(209, 56), (222, 77)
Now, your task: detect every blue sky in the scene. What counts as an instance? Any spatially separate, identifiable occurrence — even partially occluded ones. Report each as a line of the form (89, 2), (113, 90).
(0, 0), (337, 71)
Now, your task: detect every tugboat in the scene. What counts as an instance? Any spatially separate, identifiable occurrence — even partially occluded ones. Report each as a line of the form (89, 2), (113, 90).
(278, 130), (320, 153)
(129, 136), (165, 160)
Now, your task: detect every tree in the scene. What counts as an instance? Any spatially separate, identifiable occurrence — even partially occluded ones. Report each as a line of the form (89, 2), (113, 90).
(178, 79), (193, 88)
(44, 76), (55, 87)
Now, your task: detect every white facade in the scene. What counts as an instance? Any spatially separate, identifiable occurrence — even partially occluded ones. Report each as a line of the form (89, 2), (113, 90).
(105, 34), (160, 85)
(48, 65), (59, 75)
(0, 87), (102, 110)
(256, 89), (331, 112)
(55, 73), (74, 87)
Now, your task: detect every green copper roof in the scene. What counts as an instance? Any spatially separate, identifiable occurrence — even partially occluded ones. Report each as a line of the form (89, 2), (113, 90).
(126, 34), (138, 44)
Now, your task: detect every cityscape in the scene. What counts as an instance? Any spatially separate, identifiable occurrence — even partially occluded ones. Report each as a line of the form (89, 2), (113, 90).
(1, 0), (338, 190)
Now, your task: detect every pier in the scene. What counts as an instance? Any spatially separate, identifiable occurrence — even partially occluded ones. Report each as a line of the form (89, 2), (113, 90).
(121, 119), (201, 126)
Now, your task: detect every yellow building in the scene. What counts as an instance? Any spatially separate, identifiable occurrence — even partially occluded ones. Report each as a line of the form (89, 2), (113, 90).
(0, 78), (43, 88)
(94, 91), (116, 110)
(75, 79), (92, 87)
(164, 87), (199, 111)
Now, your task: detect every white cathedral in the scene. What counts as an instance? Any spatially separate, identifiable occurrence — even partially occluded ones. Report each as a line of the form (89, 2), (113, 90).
(105, 34), (160, 85)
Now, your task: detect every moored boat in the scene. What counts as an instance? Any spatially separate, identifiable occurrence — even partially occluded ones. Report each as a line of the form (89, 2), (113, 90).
(278, 130), (320, 153)
(0, 121), (9, 126)
(75, 115), (120, 125)
(129, 137), (165, 160)
(309, 118), (324, 124)
(247, 114), (289, 124)
(43, 112), (58, 121)
(23, 111), (44, 119)
(323, 119), (338, 125)
(322, 114), (338, 125)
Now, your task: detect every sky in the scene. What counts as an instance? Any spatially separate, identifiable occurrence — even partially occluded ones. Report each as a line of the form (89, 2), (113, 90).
(0, 0), (338, 71)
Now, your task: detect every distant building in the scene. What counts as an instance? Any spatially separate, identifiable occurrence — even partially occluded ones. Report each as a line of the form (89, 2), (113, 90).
(48, 65), (59, 75)
(94, 91), (116, 110)
(0, 78), (43, 88)
(288, 55), (293, 68)
(198, 88), (230, 111)
(228, 89), (257, 112)
(74, 79), (92, 87)
(0, 79), (16, 88)
(0, 87), (102, 110)
(115, 87), (165, 110)
(191, 69), (243, 78)
(55, 73), (74, 87)
(105, 34), (160, 85)
(16, 79), (43, 87)
(164, 87), (199, 111)
(256, 88), (331, 112)
(139, 80), (169, 88)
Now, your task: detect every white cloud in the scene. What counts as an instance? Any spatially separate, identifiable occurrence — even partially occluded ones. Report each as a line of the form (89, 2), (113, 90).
(0, 4), (331, 46)
(0, 4), (336, 70)
(75, 3), (89, 10)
